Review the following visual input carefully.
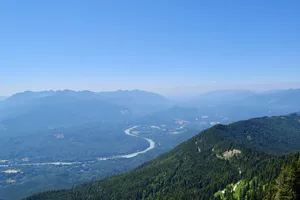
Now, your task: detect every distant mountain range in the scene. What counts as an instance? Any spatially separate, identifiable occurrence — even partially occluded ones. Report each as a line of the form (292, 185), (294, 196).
(0, 90), (171, 136)
(188, 89), (300, 106)
(0, 96), (7, 101)
(25, 113), (300, 200)
(2, 88), (300, 136)
(2, 89), (171, 109)
(187, 89), (255, 105)
(182, 88), (300, 121)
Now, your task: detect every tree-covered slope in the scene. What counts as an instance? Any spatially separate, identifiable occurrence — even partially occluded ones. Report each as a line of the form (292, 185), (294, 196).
(265, 157), (300, 200)
(25, 114), (300, 200)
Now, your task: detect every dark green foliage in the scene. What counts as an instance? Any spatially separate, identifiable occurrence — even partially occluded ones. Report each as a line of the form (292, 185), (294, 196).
(25, 114), (300, 200)
(265, 157), (300, 200)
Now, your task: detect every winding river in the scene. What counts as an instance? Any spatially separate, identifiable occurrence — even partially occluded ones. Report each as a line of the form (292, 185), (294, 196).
(2, 126), (155, 167)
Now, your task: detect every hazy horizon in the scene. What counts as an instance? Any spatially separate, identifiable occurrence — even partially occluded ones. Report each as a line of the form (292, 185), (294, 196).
(1, 1), (300, 96)
(2, 83), (300, 98)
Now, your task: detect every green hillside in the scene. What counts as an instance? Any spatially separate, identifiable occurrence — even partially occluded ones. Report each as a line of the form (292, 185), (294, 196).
(26, 114), (300, 200)
(265, 158), (300, 200)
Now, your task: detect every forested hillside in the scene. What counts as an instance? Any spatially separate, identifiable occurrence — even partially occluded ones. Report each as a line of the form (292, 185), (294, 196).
(26, 113), (300, 200)
(265, 158), (300, 199)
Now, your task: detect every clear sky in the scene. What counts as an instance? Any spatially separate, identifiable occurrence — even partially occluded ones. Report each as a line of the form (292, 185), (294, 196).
(1, 0), (300, 96)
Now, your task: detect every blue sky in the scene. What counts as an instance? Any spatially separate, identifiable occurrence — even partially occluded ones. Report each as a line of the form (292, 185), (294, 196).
(1, 0), (300, 96)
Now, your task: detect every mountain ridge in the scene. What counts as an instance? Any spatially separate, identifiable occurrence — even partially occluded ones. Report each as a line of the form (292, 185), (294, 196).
(0, 90), (172, 136)
(25, 113), (300, 200)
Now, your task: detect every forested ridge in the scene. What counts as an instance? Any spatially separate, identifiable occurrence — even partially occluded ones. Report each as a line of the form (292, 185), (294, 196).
(26, 113), (300, 200)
